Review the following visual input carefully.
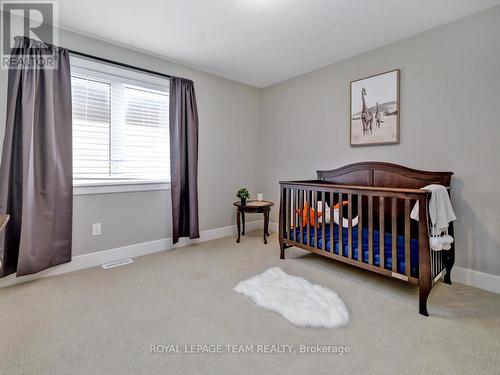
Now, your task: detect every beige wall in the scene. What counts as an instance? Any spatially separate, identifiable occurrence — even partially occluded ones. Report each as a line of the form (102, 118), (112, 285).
(0, 20), (261, 256)
(259, 7), (500, 276)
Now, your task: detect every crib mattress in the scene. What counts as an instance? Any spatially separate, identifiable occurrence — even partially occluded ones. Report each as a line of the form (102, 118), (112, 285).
(285, 225), (419, 277)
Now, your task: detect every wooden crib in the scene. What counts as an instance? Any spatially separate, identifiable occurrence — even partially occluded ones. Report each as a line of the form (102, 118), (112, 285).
(278, 162), (454, 316)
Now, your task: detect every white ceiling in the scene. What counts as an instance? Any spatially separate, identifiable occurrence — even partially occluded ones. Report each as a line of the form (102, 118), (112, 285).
(58, 0), (500, 87)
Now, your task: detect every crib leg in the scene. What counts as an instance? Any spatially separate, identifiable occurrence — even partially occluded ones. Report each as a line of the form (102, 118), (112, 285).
(444, 224), (455, 285)
(419, 285), (430, 317)
(443, 248), (455, 285)
(279, 242), (285, 259)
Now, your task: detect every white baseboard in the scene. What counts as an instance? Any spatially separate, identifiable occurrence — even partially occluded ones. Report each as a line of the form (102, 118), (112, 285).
(453, 266), (500, 295)
(0, 220), (270, 288)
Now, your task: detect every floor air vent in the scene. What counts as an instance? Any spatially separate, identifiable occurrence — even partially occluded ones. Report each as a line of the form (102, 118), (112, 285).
(102, 258), (134, 269)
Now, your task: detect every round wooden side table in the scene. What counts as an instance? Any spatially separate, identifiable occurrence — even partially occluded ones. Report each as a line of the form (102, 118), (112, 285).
(233, 200), (274, 244)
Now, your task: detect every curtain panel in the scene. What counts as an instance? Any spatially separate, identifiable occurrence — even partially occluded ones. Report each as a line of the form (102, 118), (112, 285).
(0, 37), (73, 277)
(169, 77), (199, 244)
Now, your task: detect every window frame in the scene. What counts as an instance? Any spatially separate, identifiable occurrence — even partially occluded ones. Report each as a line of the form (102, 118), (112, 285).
(70, 56), (171, 195)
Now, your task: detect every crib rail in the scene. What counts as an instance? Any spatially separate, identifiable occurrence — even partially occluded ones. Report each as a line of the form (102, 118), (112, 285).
(279, 181), (442, 286)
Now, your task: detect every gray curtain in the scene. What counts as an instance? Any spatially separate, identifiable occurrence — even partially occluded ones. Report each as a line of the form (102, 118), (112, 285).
(169, 77), (199, 244)
(0, 37), (73, 277)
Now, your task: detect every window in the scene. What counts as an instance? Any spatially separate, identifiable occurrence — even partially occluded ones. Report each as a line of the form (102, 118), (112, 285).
(71, 56), (170, 190)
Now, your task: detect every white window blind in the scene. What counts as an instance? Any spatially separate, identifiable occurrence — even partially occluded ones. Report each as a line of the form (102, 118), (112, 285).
(71, 57), (170, 183)
(72, 76), (111, 179)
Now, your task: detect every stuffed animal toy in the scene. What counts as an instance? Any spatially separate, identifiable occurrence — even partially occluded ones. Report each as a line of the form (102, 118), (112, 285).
(316, 200), (359, 228)
(296, 201), (322, 226)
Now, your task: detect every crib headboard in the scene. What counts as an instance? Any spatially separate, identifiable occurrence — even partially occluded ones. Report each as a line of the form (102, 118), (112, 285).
(317, 162), (452, 189)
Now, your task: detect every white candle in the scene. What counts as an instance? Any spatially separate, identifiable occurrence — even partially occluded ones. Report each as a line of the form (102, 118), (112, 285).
(257, 193), (263, 201)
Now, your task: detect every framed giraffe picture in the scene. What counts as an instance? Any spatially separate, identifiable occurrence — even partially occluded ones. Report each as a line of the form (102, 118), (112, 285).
(350, 69), (400, 146)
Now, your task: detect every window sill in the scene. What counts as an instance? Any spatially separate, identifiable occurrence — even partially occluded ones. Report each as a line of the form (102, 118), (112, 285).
(73, 180), (171, 195)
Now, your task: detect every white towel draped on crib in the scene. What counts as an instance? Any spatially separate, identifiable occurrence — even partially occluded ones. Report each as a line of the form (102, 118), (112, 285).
(411, 184), (456, 251)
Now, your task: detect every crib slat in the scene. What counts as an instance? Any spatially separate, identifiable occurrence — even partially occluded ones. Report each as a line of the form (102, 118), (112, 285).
(280, 188), (290, 239)
(288, 189), (297, 241)
(292, 189), (297, 241)
(299, 190), (304, 243)
(330, 193), (339, 251)
(358, 194), (363, 262)
(435, 245), (439, 278)
(307, 190), (311, 247)
(313, 192), (318, 249)
(438, 251), (441, 276)
(330, 194), (334, 252)
(285, 188), (290, 240)
(379, 197), (385, 269)
(433, 250), (436, 279)
(281, 188), (286, 240)
(322, 192), (326, 251)
(432, 251), (438, 278)
(338, 193), (343, 255)
(392, 198), (398, 272)
(439, 247), (443, 274)
(439, 251), (442, 276)
(405, 199), (411, 276)
(368, 195), (373, 265)
(436, 248), (440, 277)
(348, 194), (353, 258)
(287, 189), (296, 239)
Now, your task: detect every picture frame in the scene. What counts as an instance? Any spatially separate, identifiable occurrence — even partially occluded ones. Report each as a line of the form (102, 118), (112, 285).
(350, 69), (400, 146)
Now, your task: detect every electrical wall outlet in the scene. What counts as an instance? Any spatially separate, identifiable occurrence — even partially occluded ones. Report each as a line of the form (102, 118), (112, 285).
(92, 222), (102, 236)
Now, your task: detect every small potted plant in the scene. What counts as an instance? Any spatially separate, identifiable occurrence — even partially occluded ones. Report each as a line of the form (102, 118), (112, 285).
(236, 187), (250, 206)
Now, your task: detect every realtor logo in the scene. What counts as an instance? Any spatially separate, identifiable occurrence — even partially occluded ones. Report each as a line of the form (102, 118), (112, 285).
(1, 1), (59, 69)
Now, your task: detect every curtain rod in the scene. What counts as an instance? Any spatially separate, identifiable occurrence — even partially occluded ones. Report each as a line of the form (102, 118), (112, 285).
(68, 49), (172, 80)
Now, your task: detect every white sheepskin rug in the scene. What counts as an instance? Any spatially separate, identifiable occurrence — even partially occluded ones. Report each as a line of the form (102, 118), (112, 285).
(233, 267), (349, 328)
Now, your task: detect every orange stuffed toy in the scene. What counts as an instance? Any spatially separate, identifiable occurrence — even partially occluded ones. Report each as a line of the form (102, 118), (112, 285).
(333, 200), (349, 209)
(295, 201), (348, 227)
(296, 201), (323, 226)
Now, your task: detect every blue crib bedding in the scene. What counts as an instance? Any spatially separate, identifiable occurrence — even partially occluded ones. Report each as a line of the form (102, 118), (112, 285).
(285, 224), (419, 277)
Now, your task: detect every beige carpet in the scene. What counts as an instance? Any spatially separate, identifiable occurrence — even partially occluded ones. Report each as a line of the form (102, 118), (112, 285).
(1, 231), (499, 375)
